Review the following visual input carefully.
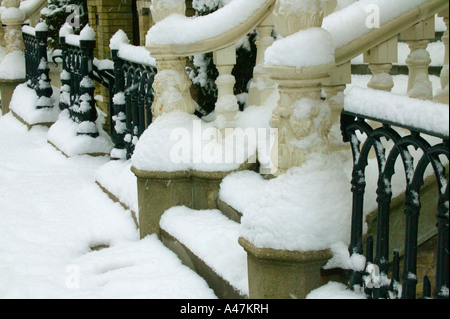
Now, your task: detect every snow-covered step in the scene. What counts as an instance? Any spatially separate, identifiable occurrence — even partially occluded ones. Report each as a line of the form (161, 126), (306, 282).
(160, 206), (248, 299)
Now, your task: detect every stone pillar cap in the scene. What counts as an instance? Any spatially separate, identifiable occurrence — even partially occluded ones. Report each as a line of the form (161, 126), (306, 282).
(1, 7), (25, 25)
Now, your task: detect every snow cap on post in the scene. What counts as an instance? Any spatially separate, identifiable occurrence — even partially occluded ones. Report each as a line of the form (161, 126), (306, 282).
(110, 29), (130, 51)
(1, 6), (25, 24)
(80, 24), (96, 41)
(35, 21), (49, 32)
(59, 22), (74, 38)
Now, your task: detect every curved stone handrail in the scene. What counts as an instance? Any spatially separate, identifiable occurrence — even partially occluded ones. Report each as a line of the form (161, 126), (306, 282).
(20, 0), (47, 18)
(332, 0), (449, 67)
(21, 0), (48, 26)
(147, 0), (276, 58)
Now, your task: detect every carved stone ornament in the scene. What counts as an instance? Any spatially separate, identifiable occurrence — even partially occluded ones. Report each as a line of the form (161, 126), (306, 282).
(273, 0), (324, 37)
(267, 64), (334, 175)
(151, 58), (196, 118)
(150, 0), (186, 23)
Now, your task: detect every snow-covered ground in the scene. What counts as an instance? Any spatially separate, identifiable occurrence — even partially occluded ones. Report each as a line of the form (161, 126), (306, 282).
(0, 112), (216, 299)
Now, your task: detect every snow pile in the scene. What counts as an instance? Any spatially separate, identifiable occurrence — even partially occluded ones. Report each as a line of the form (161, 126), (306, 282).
(80, 24), (96, 41)
(0, 50), (26, 80)
(0, 113), (216, 298)
(22, 25), (36, 36)
(47, 109), (113, 157)
(65, 25), (96, 47)
(1, 6), (25, 21)
(322, 0), (428, 49)
(59, 22), (74, 38)
(160, 206), (248, 295)
(9, 83), (60, 125)
(265, 27), (335, 68)
(110, 30), (156, 67)
(323, 241), (366, 272)
(95, 160), (138, 215)
(306, 282), (367, 299)
(132, 110), (256, 172)
(132, 88), (278, 173)
(146, 0), (268, 45)
(221, 152), (353, 251)
(345, 86), (449, 137)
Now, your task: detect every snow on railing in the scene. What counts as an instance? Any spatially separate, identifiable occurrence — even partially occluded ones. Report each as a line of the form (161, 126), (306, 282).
(58, 23), (99, 137)
(341, 90), (449, 299)
(324, 0), (449, 65)
(111, 30), (156, 68)
(345, 86), (449, 138)
(63, 24), (96, 48)
(146, 0), (276, 131)
(22, 21), (53, 109)
(147, 0), (272, 47)
(109, 30), (157, 160)
(323, 0), (429, 51)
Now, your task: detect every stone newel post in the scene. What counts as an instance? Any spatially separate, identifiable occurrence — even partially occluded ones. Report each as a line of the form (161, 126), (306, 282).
(268, 0), (334, 176)
(0, 0), (26, 115)
(149, 0), (196, 119)
(1, 0), (25, 54)
(238, 0), (338, 300)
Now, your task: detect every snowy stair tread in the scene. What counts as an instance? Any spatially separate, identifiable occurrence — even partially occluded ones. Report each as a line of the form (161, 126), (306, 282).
(160, 206), (248, 299)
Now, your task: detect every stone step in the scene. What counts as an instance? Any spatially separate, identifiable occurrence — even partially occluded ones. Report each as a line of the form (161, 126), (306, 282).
(159, 206), (249, 299)
(217, 199), (242, 223)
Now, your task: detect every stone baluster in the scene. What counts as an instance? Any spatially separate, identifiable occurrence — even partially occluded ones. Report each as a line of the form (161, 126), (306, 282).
(400, 16), (435, 100)
(268, 0), (334, 175)
(364, 37), (397, 92)
(149, 0), (196, 119)
(248, 13), (275, 107)
(213, 45), (239, 129)
(435, 10), (449, 104)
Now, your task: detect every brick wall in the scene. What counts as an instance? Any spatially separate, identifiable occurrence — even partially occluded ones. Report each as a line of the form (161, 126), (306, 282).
(86, 0), (135, 132)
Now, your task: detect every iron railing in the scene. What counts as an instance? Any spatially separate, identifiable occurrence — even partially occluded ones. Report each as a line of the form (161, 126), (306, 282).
(110, 49), (157, 160)
(23, 24), (53, 108)
(341, 111), (449, 299)
(58, 32), (98, 137)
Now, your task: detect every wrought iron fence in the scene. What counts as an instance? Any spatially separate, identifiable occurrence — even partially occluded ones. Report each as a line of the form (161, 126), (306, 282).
(55, 27), (157, 159)
(58, 32), (99, 137)
(340, 111), (449, 299)
(23, 24), (53, 108)
(110, 49), (157, 160)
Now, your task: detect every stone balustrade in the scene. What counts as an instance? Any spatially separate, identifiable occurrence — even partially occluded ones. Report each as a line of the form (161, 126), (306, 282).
(146, 0), (276, 129)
